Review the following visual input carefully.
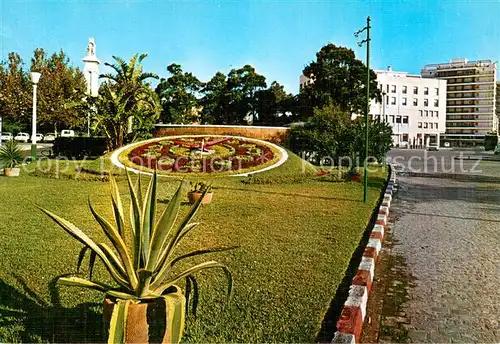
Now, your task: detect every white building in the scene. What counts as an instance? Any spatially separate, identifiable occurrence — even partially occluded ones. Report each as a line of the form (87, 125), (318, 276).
(369, 68), (447, 148)
(299, 74), (313, 90)
(82, 37), (100, 97)
(421, 58), (497, 147)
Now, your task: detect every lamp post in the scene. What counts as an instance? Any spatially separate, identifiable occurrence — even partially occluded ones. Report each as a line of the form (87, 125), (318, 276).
(87, 70), (93, 137)
(355, 16), (371, 203)
(30, 71), (41, 160)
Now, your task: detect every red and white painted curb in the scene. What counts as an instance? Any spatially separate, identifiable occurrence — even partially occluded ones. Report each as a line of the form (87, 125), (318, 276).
(332, 167), (397, 344)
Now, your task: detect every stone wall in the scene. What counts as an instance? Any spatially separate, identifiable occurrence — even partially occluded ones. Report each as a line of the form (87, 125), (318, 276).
(154, 124), (290, 144)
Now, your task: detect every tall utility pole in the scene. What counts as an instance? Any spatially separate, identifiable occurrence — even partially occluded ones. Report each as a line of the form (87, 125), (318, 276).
(355, 16), (371, 203)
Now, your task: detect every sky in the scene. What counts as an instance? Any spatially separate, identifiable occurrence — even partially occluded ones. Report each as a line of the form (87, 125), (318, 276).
(1, 0), (499, 94)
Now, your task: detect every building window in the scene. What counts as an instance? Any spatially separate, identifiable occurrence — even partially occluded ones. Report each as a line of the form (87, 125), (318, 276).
(424, 99), (429, 107)
(386, 84), (389, 93)
(402, 97), (407, 106)
(413, 98), (418, 106)
(396, 116), (401, 124)
(419, 110), (423, 117)
(424, 122), (428, 129)
(391, 97), (396, 105)
(435, 111), (439, 117)
(429, 123), (433, 129)
(424, 87), (429, 95)
(386, 95), (389, 105)
(403, 116), (409, 124)
(436, 123), (438, 129)
(391, 85), (396, 93)
(425, 110), (428, 117)
(390, 115), (394, 123)
(413, 86), (418, 95)
(418, 122), (422, 128)
(435, 87), (439, 95)
(429, 111), (433, 117)
(434, 99), (439, 107)
(402, 85), (407, 94)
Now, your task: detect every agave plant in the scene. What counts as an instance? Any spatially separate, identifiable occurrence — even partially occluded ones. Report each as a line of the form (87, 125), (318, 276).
(38, 170), (234, 343)
(0, 140), (23, 168)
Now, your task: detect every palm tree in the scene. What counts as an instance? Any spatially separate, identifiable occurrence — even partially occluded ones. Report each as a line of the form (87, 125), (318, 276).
(96, 54), (161, 149)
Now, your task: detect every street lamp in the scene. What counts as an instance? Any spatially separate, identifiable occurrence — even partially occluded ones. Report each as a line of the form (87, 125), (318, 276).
(355, 16), (371, 203)
(30, 71), (41, 160)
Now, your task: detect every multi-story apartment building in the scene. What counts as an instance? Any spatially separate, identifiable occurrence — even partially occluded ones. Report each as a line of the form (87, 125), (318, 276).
(421, 58), (497, 147)
(496, 81), (500, 133)
(369, 68), (447, 148)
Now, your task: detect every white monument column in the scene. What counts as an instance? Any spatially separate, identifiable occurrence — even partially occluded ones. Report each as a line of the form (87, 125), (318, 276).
(82, 37), (100, 97)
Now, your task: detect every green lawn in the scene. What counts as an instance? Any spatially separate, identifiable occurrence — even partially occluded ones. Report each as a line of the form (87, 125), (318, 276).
(0, 154), (388, 343)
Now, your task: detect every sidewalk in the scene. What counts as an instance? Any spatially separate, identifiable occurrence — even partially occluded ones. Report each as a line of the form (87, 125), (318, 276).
(361, 176), (500, 343)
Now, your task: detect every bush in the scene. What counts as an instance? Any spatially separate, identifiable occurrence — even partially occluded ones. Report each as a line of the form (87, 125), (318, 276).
(289, 103), (392, 166)
(242, 173), (314, 185)
(52, 137), (108, 158)
(484, 133), (498, 151)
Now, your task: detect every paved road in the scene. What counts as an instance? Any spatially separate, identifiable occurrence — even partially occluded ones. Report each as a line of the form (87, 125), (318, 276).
(17, 142), (53, 151)
(387, 149), (500, 179)
(362, 176), (500, 343)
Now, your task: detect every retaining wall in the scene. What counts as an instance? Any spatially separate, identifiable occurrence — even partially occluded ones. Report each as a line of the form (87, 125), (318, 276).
(154, 124), (290, 144)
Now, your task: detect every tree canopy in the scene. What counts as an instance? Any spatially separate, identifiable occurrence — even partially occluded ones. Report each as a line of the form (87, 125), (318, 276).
(93, 54), (161, 149)
(155, 63), (202, 124)
(299, 43), (381, 119)
(290, 102), (392, 167)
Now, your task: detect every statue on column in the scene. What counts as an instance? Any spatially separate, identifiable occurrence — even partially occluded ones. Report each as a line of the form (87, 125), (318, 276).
(86, 37), (96, 57)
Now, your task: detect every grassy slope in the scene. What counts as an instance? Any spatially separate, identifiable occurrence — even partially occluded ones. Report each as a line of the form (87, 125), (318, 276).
(0, 154), (387, 343)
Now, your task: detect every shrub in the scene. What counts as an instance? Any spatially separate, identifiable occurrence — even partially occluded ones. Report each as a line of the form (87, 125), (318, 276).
(484, 133), (498, 151)
(52, 137), (108, 158)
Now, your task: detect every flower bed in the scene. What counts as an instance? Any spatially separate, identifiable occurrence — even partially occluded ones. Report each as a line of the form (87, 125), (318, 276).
(118, 135), (283, 176)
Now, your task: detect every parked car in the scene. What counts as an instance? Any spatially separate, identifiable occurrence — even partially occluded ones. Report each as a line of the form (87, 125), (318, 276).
(426, 143), (439, 151)
(0, 132), (13, 141)
(61, 129), (75, 137)
(14, 132), (30, 143)
(44, 133), (56, 142)
(33, 133), (44, 142)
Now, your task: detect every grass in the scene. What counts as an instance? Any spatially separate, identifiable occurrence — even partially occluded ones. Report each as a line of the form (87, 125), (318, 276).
(0, 152), (388, 343)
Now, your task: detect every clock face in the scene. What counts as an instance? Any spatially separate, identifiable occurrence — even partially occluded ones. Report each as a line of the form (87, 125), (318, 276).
(121, 135), (282, 175)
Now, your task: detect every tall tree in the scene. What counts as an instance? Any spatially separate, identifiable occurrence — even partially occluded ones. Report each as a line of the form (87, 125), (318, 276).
(96, 54), (161, 149)
(155, 63), (202, 124)
(200, 65), (267, 125)
(30, 48), (88, 132)
(226, 65), (266, 124)
(0, 53), (31, 129)
(200, 72), (227, 124)
(290, 102), (392, 166)
(254, 81), (295, 125)
(299, 43), (381, 119)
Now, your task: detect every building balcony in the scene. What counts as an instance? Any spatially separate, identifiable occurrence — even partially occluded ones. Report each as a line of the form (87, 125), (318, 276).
(447, 111), (494, 115)
(446, 104), (494, 108)
(446, 81), (496, 86)
(445, 96), (495, 101)
(446, 119), (493, 123)
(447, 88), (495, 93)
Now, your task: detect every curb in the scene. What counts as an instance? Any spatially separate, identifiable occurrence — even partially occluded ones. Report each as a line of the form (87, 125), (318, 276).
(332, 166), (397, 344)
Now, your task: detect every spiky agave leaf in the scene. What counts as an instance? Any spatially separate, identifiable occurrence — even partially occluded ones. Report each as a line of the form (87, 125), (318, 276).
(109, 174), (126, 237)
(37, 206), (129, 289)
(145, 180), (185, 273)
(152, 260), (233, 304)
(88, 199), (138, 289)
(125, 169), (142, 270)
(152, 186), (210, 278)
(140, 168), (158, 264)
